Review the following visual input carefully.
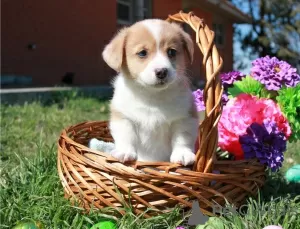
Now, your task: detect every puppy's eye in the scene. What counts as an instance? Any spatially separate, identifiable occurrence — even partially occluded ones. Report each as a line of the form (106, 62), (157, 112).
(137, 50), (147, 58)
(167, 48), (177, 58)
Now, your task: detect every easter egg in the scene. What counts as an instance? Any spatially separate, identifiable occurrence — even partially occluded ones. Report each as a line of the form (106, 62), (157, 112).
(12, 220), (43, 229)
(262, 226), (283, 229)
(90, 221), (116, 229)
(285, 164), (300, 182)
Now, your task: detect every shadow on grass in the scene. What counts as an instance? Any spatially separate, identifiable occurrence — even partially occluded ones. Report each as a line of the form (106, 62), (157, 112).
(261, 171), (300, 201)
(1, 87), (113, 107)
(41, 89), (112, 108)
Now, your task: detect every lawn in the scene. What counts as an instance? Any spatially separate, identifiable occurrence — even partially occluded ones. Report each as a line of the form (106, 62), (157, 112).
(1, 92), (300, 229)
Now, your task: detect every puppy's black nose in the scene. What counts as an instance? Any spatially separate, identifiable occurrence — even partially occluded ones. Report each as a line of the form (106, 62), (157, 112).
(155, 68), (168, 79)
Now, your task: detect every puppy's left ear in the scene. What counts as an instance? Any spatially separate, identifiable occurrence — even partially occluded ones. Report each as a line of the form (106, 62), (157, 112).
(180, 30), (194, 64)
(102, 28), (128, 71)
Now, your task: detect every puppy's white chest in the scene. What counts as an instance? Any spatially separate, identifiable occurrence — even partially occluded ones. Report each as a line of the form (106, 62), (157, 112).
(136, 120), (171, 161)
(111, 76), (194, 162)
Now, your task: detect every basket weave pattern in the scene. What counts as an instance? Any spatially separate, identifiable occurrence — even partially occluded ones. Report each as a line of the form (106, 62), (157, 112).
(57, 12), (266, 217)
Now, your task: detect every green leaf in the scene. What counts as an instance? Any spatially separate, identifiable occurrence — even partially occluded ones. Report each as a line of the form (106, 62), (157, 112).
(276, 84), (300, 142)
(227, 82), (244, 98)
(228, 75), (265, 98)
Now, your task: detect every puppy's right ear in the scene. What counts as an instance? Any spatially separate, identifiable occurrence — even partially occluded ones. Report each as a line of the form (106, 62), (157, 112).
(102, 28), (128, 71)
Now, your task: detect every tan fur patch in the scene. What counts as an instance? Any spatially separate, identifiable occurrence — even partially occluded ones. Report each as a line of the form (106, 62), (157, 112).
(159, 22), (194, 64)
(102, 28), (128, 71)
(159, 23), (186, 70)
(103, 20), (194, 78)
(158, 22), (193, 86)
(123, 23), (156, 79)
(123, 20), (193, 80)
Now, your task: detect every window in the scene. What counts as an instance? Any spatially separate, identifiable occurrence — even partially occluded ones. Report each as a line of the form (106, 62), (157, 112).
(212, 23), (225, 46)
(142, 0), (151, 19)
(117, 0), (152, 26)
(117, 0), (133, 25)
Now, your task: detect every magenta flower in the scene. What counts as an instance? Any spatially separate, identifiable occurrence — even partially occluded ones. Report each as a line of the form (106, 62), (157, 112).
(218, 94), (291, 160)
(251, 56), (300, 90)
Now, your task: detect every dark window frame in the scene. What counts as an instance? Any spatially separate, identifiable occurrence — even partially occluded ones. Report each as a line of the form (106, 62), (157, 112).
(117, 0), (152, 26)
(212, 22), (226, 47)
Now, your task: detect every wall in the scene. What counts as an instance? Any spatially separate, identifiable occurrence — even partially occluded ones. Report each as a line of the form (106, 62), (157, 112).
(2, 0), (235, 88)
(223, 23), (234, 72)
(152, 0), (182, 19)
(2, 0), (117, 87)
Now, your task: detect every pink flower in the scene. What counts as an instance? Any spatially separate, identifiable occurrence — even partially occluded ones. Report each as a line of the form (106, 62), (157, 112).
(218, 94), (291, 159)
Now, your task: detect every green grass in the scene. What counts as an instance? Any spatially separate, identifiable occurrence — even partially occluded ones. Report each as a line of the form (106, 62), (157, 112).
(1, 93), (300, 229)
(1, 94), (109, 167)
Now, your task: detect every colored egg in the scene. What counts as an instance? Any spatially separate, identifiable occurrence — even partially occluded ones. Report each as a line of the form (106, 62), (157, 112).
(90, 221), (116, 229)
(262, 226), (283, 229)
(285, 164), (300, 182)
(12, 220), (43, 229)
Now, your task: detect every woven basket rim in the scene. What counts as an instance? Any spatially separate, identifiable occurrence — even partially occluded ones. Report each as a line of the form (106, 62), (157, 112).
(59, 120), (266, 174)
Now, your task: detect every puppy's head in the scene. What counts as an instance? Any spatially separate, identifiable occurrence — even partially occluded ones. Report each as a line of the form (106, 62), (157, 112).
(102, 19), (194, 89)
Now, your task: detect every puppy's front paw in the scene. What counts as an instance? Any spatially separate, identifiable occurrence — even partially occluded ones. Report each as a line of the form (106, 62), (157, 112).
(170, 148), (195, 166)
(111, 149), (137, 163)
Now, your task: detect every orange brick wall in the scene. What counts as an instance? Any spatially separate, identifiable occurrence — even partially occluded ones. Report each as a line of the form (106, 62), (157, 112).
(2, 0), (235, 87)
(2, 0), (117, 86)
(224, 23), (234, 72)
(152, 0), (182, 19)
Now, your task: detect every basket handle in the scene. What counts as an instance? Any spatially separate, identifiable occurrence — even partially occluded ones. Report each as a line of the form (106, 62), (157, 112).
(167, 11), (224, 173)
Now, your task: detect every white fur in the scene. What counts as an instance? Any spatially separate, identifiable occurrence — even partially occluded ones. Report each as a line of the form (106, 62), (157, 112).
(108, 20), (198, 165)
(138, 52), (176, 87)
(137, 20), (176, 88)
(110, 76), (198, 165)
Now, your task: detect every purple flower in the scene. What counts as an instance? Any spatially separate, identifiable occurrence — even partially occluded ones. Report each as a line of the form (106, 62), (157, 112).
(176, 227), (185, 229)
(193, 89), (229, 111)
(251, 56), (300, 91)
(193, 89), (205, 112)
(222, 91), (229, 105)
(220, 71), (245, 89)
(239, 120), (287, 171)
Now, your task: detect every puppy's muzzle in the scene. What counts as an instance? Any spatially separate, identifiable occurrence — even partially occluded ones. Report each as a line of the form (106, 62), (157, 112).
(155, 68), (168, 80)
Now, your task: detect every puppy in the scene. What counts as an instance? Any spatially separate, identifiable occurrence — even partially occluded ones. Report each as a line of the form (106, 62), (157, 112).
(102, 19), (198, 166)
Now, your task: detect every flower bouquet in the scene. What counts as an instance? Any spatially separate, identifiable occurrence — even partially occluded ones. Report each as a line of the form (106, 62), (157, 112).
(194, 56), (300, 171)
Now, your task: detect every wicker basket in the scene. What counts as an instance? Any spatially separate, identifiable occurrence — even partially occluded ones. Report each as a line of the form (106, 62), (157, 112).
(57, 11), (266, 217)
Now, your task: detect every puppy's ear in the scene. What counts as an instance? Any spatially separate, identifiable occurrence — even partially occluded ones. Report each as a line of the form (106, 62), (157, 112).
(102, 28), (128, 71)
(180, 29), (194, 64)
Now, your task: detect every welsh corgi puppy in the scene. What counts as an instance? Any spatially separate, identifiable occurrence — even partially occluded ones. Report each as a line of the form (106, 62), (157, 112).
(102, 19), (198, 166)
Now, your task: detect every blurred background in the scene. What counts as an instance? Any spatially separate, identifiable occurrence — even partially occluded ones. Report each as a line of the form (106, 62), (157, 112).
(1, 0), (299, 89)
